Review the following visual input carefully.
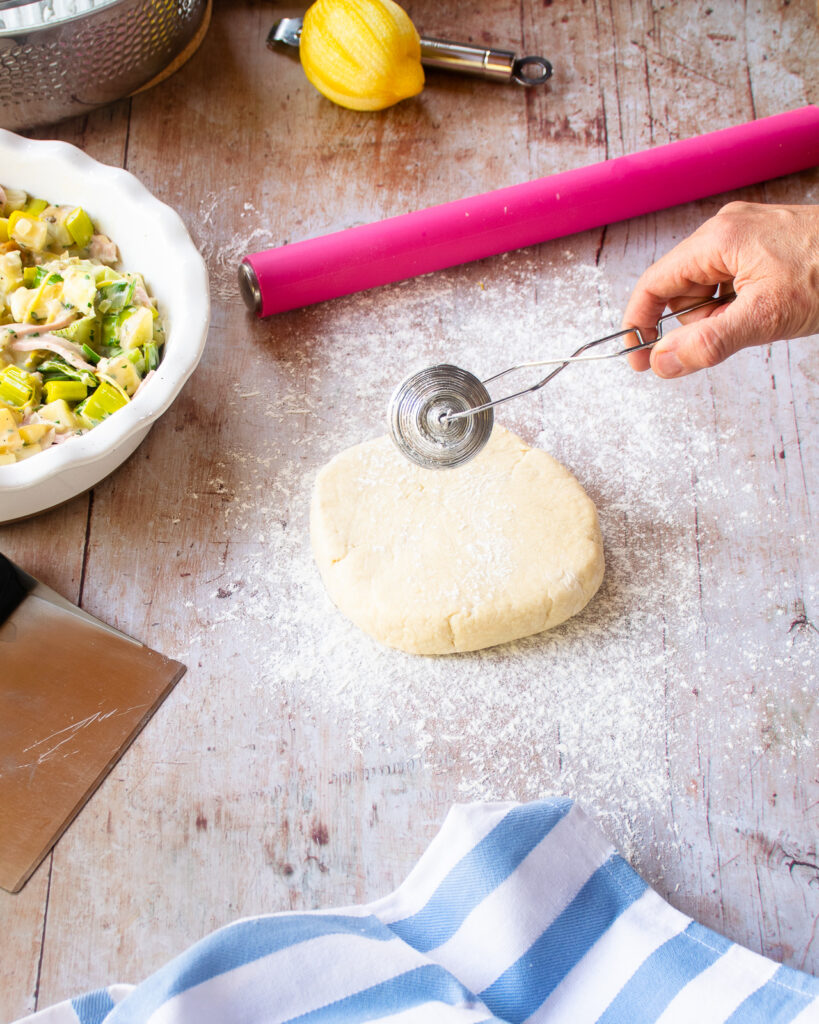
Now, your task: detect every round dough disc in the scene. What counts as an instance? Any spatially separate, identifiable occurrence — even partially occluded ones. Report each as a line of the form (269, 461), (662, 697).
(310, 424), (604, 655)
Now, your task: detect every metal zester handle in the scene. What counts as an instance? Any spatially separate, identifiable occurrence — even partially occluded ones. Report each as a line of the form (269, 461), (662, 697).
(268, 18), (552, 86)
(419, 37), (551, 85)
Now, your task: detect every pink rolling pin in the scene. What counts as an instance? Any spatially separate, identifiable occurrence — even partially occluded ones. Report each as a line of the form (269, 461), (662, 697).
(239, 105), (819, 317)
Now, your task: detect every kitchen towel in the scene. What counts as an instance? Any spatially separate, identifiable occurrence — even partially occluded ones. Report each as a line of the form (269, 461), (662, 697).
(18, 799), (819, 1023)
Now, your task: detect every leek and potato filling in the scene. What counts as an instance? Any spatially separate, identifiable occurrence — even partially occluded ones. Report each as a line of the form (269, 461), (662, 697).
(0, 184), (164, 465)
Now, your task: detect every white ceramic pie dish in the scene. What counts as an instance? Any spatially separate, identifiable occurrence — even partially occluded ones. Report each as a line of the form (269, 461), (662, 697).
(0, 129), (210, 522)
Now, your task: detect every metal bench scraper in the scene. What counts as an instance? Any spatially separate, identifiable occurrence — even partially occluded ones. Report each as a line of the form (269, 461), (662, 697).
(0, 552), (185, 893)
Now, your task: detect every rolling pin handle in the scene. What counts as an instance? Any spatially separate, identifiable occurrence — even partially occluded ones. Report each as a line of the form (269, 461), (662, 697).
(239, 260), (262, 314)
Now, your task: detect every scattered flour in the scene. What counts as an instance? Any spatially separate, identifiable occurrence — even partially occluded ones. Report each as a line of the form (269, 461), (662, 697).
(190, 190), (271, 302)
(175, 244), (817, 876)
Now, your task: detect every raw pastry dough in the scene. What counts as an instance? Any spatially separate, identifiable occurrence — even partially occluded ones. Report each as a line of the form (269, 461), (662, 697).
(310, 425), (604, 655)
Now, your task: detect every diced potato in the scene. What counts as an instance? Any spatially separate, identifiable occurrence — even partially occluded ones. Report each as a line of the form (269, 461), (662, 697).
(22, 282), (62, 323)
(19, 422), (53, 445)
(39, 399), (77, 433)
(41, 205), (74, 250)
(103, 354), (141, 395)
(14, 441), (42, 459)
(0, 407), (22, 452)
(10, 213), (48, 251)
(61, 266), (97, 314)
(3, 187), (27, 213)
(0, 250), (23, 293)
(0, 401), (22, 424)
(119, 305), (153, 350)
(9, 286), (33, 322)
(0, 452), (17, 465)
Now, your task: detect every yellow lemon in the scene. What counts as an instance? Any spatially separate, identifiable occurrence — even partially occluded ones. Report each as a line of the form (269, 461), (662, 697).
(300, 0), (425, 111)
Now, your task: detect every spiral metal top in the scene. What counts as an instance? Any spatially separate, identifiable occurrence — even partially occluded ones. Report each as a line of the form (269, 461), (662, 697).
(388, 364), (494, 469)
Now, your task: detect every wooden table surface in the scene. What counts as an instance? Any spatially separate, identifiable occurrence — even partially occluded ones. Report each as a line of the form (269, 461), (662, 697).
(2, 1), (818, 1017)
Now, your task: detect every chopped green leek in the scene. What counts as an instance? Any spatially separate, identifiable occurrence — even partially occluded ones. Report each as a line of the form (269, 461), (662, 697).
(101, 313), (121, 346)
(123, 349), (146, 377)
(44, 380), (87, 404)
(0, 365), (37, 408)
(96, 280), (135, 313)
(34, 357), (73, 381)
(36, 357), (98, 389)
(65, 207), (94, 249)
(77, 379), (128, 423)
(23, 265), (63, 288)
(95, 266), (121, 285)
(55, 314), (98, 347)
(81, 343), (101, 365)
(31, 266), (63, 287)
(23, 198), (48, 217)
(144, 342), (159, 371)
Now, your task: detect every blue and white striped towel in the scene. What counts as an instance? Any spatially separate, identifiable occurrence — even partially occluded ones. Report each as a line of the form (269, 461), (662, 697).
(20, 799), (819, 1024)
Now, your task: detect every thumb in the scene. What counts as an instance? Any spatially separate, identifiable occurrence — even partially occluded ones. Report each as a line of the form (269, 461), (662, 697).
(650, 291), (772, 378)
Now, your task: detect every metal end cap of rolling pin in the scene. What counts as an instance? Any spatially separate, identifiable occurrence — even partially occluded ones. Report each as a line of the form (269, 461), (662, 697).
(389, 364), (494, 469)
(238, 260), (262, 315)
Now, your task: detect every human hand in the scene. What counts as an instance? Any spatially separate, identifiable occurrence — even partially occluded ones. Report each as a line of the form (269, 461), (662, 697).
(622, 202), (819, 378)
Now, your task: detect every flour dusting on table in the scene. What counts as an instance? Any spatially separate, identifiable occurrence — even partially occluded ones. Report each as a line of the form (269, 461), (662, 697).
(175, 249), (817, 873)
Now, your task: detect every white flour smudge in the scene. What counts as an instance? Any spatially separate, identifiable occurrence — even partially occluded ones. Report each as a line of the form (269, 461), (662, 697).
(174, 249), (816, 872)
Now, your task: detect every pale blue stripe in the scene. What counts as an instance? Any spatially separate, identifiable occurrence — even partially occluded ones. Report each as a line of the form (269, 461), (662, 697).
(388, 798), (573, 953)
(725, 962), (819, 1023)
(283, 964), (497, 1023)
(596, 921), (731, 1023)
(479, 854), (647, 1023)
(71, 988), (115, 1024)
(108, 914), (395, 1023)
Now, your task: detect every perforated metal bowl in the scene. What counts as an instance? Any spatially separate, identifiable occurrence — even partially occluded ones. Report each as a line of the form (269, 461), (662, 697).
(0, 0), (209, 130)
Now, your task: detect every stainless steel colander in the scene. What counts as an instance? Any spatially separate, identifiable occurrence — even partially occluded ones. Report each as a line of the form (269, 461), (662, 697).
(0, 0), (209, 129)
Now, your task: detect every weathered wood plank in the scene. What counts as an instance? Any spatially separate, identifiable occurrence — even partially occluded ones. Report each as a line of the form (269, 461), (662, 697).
(596, 0), (819, 970)
(1, 0), (818, 1017)
(0, 103), (131, 1023)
